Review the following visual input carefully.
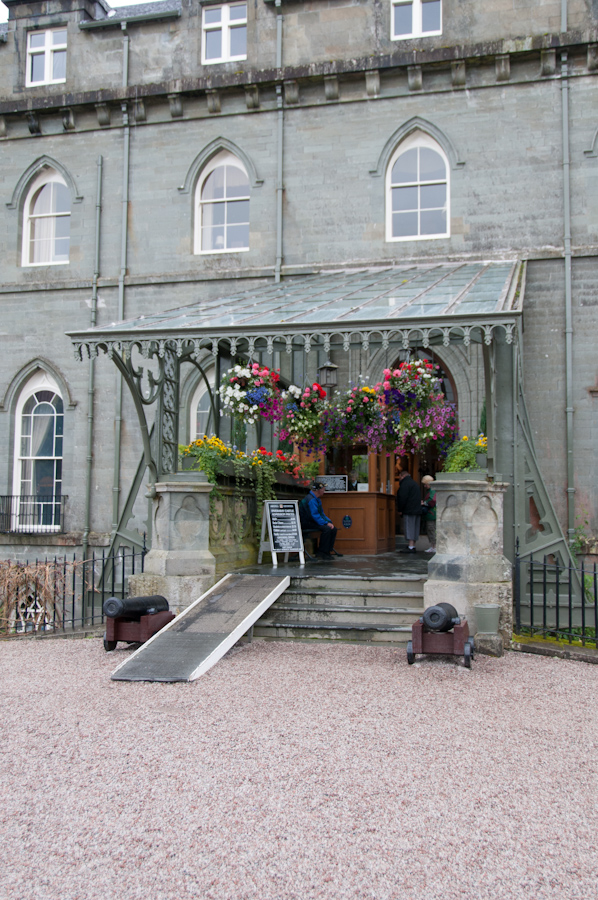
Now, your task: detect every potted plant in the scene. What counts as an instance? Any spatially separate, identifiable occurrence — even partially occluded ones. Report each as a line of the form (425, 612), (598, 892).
(439, 435), (486, 479)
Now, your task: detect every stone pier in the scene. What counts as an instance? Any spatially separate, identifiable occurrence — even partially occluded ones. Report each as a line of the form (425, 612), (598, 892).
(423, 477), (513, 651)
(128, 478), (216, 614)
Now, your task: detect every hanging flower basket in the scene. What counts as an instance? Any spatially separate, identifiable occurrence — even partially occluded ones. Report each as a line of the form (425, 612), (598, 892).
(278, 382), (328, 453)
(218, 363), (284, 425)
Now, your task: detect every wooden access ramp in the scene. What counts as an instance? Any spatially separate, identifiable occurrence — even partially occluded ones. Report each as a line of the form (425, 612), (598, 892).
(110, 573), (290, 683)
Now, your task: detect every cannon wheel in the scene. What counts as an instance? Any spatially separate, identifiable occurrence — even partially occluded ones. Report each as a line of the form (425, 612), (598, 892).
(463, 642), (472, 669)
(103, 633), (117, 652)
(468, 636), (475, 660)
(406, 641), (415, 665)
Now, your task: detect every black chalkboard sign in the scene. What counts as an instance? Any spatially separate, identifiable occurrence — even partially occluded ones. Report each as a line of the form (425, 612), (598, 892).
(318, 475), (348, 492)
(258, 500), (305, 566)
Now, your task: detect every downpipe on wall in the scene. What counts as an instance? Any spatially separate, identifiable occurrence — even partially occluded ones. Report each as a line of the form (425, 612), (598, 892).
(561, 50), (575, 541)
(274, 0), (284, 283)
(82, 155), (103, 561)
(112, 24), (130, 536)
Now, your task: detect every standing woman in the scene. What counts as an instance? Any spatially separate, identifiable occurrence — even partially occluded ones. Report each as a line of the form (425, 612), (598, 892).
(421, 475), (437, 554)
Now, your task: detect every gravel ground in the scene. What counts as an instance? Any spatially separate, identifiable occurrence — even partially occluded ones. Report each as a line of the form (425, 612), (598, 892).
(1, 639), (597, 900)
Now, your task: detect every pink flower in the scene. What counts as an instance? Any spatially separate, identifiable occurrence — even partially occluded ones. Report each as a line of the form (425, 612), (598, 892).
(383, 381), (391, 390)
(383, 368), (391, 378)
(300, 402), (305, 408)
(363, 398), (368, 403)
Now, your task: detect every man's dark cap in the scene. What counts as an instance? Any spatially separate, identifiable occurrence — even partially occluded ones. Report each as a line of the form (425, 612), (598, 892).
(312, 481), (325, 490)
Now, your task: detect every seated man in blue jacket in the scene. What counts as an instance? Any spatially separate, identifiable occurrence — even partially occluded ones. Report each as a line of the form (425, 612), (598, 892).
(299, 481), (343, 559)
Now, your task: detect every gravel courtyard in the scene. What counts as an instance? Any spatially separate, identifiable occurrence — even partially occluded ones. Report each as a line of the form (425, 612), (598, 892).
(1, 638), (597, 900)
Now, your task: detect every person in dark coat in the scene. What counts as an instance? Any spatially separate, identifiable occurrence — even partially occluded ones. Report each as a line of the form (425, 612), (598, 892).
(396, 470), (422, 553)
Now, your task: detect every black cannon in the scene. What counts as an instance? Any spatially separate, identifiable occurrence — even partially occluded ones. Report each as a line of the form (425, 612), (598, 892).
(407, 602), (475, 668)
(102, 595), (175, 652)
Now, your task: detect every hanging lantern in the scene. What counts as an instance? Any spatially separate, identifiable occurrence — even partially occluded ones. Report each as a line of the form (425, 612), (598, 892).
(318, 360), (338, 388)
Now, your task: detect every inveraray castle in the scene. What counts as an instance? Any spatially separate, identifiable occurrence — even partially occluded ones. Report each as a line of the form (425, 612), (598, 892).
(1, 0), (598, 569)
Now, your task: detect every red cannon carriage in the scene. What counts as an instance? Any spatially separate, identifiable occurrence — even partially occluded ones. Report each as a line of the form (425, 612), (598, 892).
(407, 602), (475, 668)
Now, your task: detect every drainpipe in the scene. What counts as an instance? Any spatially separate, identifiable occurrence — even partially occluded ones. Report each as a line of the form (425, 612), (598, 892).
(112, 23), (130, 534)
(82, 156), (103, 561)
(274, 0), (284, 283)
(561, 48), (575, 541)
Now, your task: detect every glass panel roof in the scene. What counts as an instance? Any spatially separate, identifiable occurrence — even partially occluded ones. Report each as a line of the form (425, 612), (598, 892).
(83, 262), (519, 336)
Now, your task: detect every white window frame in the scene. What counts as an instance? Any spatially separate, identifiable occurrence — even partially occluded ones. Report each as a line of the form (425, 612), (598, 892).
(194, 151), (250, 255)
(201, 3), (247, 65)
(26, 28), (67, 87)
(21, 169), (71, 268)
(12, 370), (64, 534)
(190, 368), (216, 441)
(385, 131), (450, 242)
(391, 0), (442, 40)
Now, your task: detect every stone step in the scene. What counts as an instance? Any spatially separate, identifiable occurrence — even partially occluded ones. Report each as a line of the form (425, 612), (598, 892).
(280, 589), (425, 609)
(261, 603), (422, 626)
(289, 575), (427, 595)
(253, 621), (413, 645)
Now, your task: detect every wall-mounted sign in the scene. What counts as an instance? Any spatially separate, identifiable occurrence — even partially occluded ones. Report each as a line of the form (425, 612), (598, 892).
(319, 475), (348, 492)
(342, 515), (352, 529)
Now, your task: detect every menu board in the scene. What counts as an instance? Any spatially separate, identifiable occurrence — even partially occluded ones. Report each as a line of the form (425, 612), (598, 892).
(266, 501), (303, 553)
(318, 475), (348, 492)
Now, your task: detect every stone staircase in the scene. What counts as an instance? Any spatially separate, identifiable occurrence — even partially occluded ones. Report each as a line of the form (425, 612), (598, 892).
(254, 570), (426, 646)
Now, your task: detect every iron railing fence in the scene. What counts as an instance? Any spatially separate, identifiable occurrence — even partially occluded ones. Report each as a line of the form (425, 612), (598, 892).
(0, 538), (147, 636)
(0, 495), (67, 534)
(514, 546), (598, 647)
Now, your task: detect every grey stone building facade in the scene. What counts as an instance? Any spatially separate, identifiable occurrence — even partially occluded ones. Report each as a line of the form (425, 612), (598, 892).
(1, 0), (597, 563)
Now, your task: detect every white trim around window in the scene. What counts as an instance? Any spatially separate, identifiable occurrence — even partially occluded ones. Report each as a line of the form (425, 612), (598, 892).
(391, 0), (442, 40)
(386, 131), (450, 242)
(26, 28), (67, 87)
(202, 3), (247, 64)
(21, 169), (71, 267)
(195, 151), (250, 254)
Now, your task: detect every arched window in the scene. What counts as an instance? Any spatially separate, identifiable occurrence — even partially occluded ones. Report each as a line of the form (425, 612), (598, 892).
(190, 369), (215, 440)
(22, 169), (71, 266)
(13, 371), (64, 530)
(195, 151), (250, 254)
(386, 132), (449, 241)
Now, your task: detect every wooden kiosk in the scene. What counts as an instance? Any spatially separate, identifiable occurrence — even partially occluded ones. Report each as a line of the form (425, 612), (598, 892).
(319, 452), (396, 555)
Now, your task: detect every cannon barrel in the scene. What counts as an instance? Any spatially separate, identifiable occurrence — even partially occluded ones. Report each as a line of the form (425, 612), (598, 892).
(103, 595), (169, 619)
(422, 602), (460, 633)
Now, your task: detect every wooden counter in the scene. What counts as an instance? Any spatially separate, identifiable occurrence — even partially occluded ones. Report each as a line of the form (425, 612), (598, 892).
(322, 492), (395, 555)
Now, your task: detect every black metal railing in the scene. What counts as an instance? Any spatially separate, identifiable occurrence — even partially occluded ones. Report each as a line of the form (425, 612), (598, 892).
(0, 495), (67, 534)
(514, 544), (598, 647)
(0, 537), (147, 635)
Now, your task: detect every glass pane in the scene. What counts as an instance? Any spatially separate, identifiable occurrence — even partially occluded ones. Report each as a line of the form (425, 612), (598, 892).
(205, 28), (222, 59)
(29, 32), (46, 49)
(32, 184), (52, 216)
(52, 50), (66, 80)
(21, 434), (31, 456)
(422, 0), (441, 33)
(393, 2), (413, 36)
(211, 202), (226, 226)
(52, 30), (67, 45)
(392, 211), (418, 238)
(230, 24), (247, 57)
(55, 435), (63, 457)
(20, 459), (32, 487)
(36, 391), (54, 403)
(30, 53), (45, 83)
(56, 459), (62, 480)
(202, 225), (225, 251)
(32, 412), (55, 457)
(227, 223), (249, 249)
(23, 396), (36, 415)
(420, 208), (447, 235)
(30, 236), (52, 264)
(225, 166), (249, 198)
(33, 459), (55, 497)
(202, 168), (225, 201)
(227, 199), (250, 225)
(392, 186), (418, 212)
(53, 183), (70, 214)
(420, 148), (446, 181)
(53, 395), (64, 414)
(420, 183), (446, 209)
(53, 238), (70, 262)
(391, 149), (417, 184)
(204, 8), (222, 24)
(54, 215), (71, 238)
(230, 4), (247, 21)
